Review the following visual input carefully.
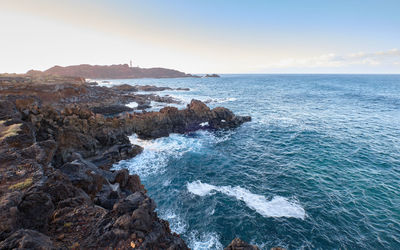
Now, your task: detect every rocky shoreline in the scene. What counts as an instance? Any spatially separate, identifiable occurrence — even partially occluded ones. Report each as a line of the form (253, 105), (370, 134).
(0, 75), (261, 249)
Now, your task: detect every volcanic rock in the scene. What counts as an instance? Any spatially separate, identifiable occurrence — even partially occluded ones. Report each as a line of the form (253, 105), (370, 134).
(0, 74), (251, 249)
(224, 238), (259, 250)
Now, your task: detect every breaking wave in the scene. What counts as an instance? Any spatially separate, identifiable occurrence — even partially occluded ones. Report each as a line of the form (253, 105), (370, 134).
(187, 180), (306, 219)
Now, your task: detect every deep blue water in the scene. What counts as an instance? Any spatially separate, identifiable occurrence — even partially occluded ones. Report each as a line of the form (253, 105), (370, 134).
(111, 75), (400, 249)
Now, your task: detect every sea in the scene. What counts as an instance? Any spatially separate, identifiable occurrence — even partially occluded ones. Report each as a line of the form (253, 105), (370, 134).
(103, 74), (400, 249)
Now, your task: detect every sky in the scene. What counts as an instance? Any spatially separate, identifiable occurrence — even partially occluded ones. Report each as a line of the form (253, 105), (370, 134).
(1, 0), (400, 74)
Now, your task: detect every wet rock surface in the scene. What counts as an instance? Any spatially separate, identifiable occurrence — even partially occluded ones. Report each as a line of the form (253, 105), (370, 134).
(0, 75), (251, 249)
(224, 238), (260, 250)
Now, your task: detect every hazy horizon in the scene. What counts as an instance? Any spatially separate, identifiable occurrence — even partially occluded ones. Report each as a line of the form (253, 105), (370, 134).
(2, 0), (400, 74)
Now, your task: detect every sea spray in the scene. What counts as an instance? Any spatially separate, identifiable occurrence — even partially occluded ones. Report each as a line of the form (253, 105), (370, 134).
(187, 180), (306, 219)
(187, 231), (224, 250)
(112, 131), (232, 177)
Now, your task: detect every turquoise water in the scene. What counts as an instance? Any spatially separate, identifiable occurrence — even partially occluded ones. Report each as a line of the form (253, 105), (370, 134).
(112, 75), (400, 249)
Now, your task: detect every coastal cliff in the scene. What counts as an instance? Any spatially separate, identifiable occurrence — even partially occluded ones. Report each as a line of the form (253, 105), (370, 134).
(0, 75), (251, 249)
(27, 64), (197, 79)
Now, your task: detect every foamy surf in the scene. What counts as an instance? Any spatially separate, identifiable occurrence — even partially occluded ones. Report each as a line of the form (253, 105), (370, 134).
(187, 180), (306, 219)
(158, 209), (223, 250)
(166, 94), (237, 106)
(112, 131), (226, 177)
(126, 101), (138, 108)
(158, 210), (187, 235)
(187, 231), (223, 250)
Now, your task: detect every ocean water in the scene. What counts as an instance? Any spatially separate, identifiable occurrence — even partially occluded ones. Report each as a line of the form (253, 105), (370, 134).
(112, 75), (400, 249)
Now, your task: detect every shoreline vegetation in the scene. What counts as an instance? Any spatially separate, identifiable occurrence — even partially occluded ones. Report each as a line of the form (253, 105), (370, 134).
(0, 72), (262, 249)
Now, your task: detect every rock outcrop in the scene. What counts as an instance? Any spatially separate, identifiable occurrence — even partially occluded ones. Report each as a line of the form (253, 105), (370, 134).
(124, 99), (251, 139)
(0, 75), (186, 116)
(0, 75), (251, 249)
(224, 238), (259, 250)
(204, 73), (220, 78)
(0, 100), (188, 249)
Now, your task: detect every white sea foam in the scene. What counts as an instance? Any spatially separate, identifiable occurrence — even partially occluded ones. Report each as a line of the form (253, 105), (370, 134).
(200, 121), (209, 127)
(215, 97), (237, 103)
(158, 210), (187, 235)
(187, 181), (217, 196)
(162, 179), (172, 187)
(187, 180), (306, 219)
(144, 101), (185, 112)
(126, 102), (138, 108)
(96, 80), (122, 87)
(113, 132), (214, 177)
(166, 94), (237, 106)
(187, 231), (223, 250)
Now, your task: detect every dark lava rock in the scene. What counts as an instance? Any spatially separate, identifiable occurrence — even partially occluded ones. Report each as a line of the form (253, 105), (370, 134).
(204, 73), (220, 77)
(111, 84), (138, 92)
(136, 85), (172, 91)
(130, 99), (251, 139)
(91, 105), (133, 116)
(176, 87), (190, 91)
(0, 77), (250, 249)
(17, 191), (54, 233)
(224, 238), (259, 250)
(58, 159), (107, 198)
(0, 229), (55, 250)
(90, 144), (143, 169)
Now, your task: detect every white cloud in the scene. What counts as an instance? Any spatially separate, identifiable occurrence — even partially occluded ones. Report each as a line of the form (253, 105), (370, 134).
(256, 48), (400, 69)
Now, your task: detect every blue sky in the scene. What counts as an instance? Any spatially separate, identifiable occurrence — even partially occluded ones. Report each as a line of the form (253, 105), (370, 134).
(1, 0), (399, 73)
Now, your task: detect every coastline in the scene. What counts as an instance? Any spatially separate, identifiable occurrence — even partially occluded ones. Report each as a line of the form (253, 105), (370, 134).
(0, 75), (255, 249)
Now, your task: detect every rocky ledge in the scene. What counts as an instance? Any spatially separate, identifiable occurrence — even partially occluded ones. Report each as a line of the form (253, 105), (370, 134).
(0, 76), (251, 249)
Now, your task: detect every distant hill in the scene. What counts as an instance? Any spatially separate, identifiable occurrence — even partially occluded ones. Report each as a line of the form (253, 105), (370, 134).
(27, 64), (197, 79)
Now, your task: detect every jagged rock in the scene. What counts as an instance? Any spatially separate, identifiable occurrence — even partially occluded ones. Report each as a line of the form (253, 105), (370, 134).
(112, 192), (146, 215)
(0, 192), (22, 241)
(136, 85), (172, 91)
(131, 99), (251, 139)
(111, 84), (138, 92)
(94, 183), (121, 209)
(0, 229), (55, 250)
(17, 191), (54, 233)
(0, 77), (250, 249)
(90, 144), (143, 169)
(38, 170), (91, 208)
(113, 169), (129, 188)
(90, 105), (133, 116)
(0, 100), (21, 120)
(126, 174), (145, 193)
(224, 238), (259, 250)
(20, 139), (57, 166)
(58, 160), (107, 198)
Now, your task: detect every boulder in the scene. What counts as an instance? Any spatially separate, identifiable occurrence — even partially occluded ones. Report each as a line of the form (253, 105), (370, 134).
(0, 229), (55, 250)
(58, 159), (108, 197)
(224, 238), (259, 250)
(17, 191), (54, 233)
